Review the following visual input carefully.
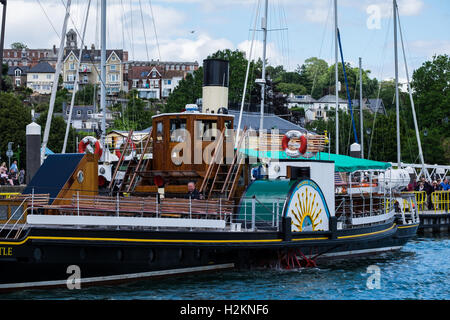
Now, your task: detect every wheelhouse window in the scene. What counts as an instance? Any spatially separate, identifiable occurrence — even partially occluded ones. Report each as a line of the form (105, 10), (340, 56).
(196, 120), (217, 141)
(156, 121), (163, 142)
(170, 119), (187, 142)
(224, 120), (232, 138)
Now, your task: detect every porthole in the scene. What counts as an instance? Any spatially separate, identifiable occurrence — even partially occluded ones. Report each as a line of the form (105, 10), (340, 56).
(195, 248), (202, 260)
(33, 248), (42, 261)
(80, 248), (86, 260)
(149, 249), (156, 263)
(117, 249), (123, 261)
(77, 170), (84, 183)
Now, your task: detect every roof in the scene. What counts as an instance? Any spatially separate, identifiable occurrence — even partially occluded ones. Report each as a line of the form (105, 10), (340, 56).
(22, 154), (85, 204)
(129, 65), (186, 80)
(7, 65), (29, 76)
(352, 98), (386, 115)
(317, 95), (347, 104)
(28, 62), (55, 73)
(63, 105), (113, 121)
(228, 110), (310, 134)
(65, 49), (124, 63)
(288, 95), (317, 103)
(239, 149), (391, 172)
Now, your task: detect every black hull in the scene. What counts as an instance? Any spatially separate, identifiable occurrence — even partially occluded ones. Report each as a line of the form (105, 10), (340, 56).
(0, 221), (418, 292)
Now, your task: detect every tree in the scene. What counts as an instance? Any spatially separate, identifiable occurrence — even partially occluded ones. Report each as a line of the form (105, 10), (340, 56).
(11, 42), (28, 50)
(0, 92), (32, 169)
(275, 82), (306, 95)
(36, 110), (78, 154)
(164, 68), (203, 113)
(111, 90), (153, 131)
(75, 84), (96, 106)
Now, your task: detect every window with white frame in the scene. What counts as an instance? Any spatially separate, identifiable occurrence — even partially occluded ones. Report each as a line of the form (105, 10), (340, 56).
(14, 69), (21, 76)
(32, 74), (38, 79)
(110, 74), (118, 82)
(46, 74), (52, 80)
(110, 64), (116, 71)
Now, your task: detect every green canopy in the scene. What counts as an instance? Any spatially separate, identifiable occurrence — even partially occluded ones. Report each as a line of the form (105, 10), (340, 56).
(239, 149), (391, 173)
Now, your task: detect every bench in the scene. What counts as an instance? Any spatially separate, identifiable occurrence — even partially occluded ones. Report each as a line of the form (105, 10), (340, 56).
(6, 193), (50, 208)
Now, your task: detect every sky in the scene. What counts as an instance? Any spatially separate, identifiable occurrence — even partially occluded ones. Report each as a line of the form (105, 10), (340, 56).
(3, 0), (450, 81)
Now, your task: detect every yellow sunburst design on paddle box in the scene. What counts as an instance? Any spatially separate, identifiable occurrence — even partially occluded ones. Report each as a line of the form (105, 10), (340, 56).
(290, 187), (323, 232)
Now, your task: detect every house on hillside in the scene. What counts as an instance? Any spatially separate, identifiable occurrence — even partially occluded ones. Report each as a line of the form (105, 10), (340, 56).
(26, 62), (56, 94)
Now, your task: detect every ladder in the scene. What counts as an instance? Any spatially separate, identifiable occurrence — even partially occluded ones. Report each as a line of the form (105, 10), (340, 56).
(108, 130), (134, 193)
(206, 129), (247, 200)
(199, 131), (225, 195)
(218, 129), (247, 200)
(125, 135), (152, 193)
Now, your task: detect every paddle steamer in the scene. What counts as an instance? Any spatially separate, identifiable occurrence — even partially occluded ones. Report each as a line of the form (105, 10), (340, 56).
(0, 59), (419, 292)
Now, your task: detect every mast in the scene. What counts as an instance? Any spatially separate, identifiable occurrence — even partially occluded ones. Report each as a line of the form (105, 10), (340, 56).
(41, 0), (72, 163)
(0, 0), (7, 92)
(62, 0), (92, 154)
(100, 0), (106, 147)
(259, 0), (268, 134)
(359, 57), (364, 158)
(394, 0), (401, 167)
(334, 0), (339, 154)
(396, 2), (430, 180)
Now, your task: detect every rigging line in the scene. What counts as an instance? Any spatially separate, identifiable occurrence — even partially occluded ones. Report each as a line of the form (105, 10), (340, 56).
(138, 0), (150, 61)
(119, 0), (126, 54)
(236, 0), (262, 147)
(63, 0), (92, 154)
(94, 0), (99, 48)
(64, 9), (109, 99)
(368, 15), (392, 160)
(148, 0), (161, 61)
(310, 0), (332, 97)
(36, 0), (61, 39)
(128, 0), (135, 60)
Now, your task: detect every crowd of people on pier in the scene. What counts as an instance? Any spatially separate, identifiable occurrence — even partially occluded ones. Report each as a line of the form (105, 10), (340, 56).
(405, 176), (450, 210)
(0, 161), (25, 186)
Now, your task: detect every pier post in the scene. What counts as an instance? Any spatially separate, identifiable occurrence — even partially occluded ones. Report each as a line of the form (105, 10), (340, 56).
(26, 122), (41, 184)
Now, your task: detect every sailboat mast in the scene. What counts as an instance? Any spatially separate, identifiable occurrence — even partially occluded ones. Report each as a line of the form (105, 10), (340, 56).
(334, 0), (339, 154)
(62, 0), (92, 154)
(359, 57), (364, 158)
(259, 0), (268, 134)
(100, 0), (106, 147)
(394, 0), (401, 167)
(41, 0), (72, 163)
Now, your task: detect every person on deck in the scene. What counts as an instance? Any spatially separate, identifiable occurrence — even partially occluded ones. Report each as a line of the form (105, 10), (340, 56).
(440, 178), (450, 191)
(185, 182), (204, 200)
(0, 162), (13, 186)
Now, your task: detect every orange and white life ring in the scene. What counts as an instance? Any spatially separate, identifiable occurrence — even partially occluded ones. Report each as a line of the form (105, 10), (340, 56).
(281, 130), (308, 158)
(115, 139), (136, 159)
(78, 136), (103, 158)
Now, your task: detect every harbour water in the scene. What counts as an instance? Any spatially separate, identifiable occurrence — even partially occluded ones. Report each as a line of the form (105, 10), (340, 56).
(2, 235), (449, 300)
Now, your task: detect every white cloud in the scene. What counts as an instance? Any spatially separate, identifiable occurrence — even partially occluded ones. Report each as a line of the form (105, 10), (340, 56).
(237, 40), (285, 67)
(409, 40), (450, 59)
(150, 33), (234, 62)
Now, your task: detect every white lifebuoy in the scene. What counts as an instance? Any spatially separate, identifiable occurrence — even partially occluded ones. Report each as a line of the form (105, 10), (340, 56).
(78, 136), (103, 158)
(115, 139), (136, 159)
(281, 130), (308, 158)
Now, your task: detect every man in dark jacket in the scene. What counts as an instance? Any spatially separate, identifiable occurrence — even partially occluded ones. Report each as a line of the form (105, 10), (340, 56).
(185, 181), (203, 200)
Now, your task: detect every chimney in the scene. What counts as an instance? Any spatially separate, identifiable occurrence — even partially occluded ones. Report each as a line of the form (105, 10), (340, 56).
(202, 59), (229, 114)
